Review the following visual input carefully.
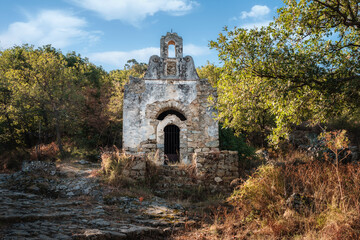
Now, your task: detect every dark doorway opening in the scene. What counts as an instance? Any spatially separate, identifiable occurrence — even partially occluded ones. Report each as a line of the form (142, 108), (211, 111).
(164, 124), (180, 163)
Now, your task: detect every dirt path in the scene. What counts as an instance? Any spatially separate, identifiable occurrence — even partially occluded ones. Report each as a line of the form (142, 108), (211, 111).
(0, 160), (192, 239)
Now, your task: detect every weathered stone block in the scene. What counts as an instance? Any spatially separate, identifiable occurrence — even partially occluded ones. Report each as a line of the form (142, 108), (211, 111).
(131, 161), (146, 170)
(216, 170), (225, 177)
(214, 177), (223, 183)
(142, 144), (156, 149)
(205, 141), (219, 148)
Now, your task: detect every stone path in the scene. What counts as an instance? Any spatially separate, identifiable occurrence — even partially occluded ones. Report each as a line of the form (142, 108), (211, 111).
(0, 161), (194, 239)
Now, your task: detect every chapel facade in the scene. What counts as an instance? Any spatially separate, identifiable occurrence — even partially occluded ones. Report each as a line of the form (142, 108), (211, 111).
(123, 32), (219, 164)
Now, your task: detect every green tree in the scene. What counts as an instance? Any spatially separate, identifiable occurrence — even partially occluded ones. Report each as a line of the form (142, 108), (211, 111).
(0, 49), (148, 155)
(0, 45), (101, 156)
(210, 0), (360, 145)
(106, 59), (148, 146)
(0, 45), (42, 149)
(14, 46), (85, 156)
(197, 62), (221, 86)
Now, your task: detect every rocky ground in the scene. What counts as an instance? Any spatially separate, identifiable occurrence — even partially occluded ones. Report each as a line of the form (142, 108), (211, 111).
(0, 160), (195, 239)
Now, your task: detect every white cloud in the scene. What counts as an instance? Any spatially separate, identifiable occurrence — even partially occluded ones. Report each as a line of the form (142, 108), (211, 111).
(89, 44), (209, 69)
(230, 5), (272, 29)
(0, 10), (99, 49)
(241, 20), (271, 29)
(89, 47), (159, 68)
(183, 44), (210, 56)
(69, 0), (198, 26)
(241, 5), (270, 19)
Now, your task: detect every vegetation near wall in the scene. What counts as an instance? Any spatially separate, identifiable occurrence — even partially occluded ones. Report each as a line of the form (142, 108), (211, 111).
(210, 0), (360, 146)
(0, 44), (147, 165)
(175, 0), (360, 239)
(178, 161), (360, 239)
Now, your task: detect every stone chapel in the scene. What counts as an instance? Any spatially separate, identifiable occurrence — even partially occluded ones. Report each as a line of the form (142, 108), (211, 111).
(123, 32), (219, 164)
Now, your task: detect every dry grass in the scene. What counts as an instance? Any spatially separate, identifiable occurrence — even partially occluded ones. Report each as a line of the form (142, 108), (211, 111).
(30, 142), (59, 161)
(276, 146), (313, 163)
(99, 147), (159, 199)
(173, 159), (360, 240)
(100, 146), (136, 187)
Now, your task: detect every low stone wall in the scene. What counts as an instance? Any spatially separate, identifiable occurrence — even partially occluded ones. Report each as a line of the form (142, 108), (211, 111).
(121, 155), (147, 181)
(195, 151), (239, 191)
(122, 150), (239, 192)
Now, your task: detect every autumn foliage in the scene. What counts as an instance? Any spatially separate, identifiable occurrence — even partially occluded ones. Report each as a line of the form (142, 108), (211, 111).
(0, 45), (146, 160)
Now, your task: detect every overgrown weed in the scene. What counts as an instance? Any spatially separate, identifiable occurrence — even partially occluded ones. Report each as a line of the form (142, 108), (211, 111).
(174, 147), (360, 239)
(100, 146), (134, 187)
(30, 142), (59, 161)
(99, 147), (161, 198)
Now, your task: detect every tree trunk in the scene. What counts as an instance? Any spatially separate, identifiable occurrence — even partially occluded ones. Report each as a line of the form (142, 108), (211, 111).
(5, 112), (16, 145)
(40, 106), (49, 143)
(54, 109), (65, 158)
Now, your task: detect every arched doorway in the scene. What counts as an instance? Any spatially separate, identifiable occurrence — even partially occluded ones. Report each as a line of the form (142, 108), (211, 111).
(164, 124), (180, 163)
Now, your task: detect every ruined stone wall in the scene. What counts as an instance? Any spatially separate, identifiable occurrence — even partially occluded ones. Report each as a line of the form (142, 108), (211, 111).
(123, 77), (219, 164)
(123, 151), (239, 192)
(121, 154), (147, 181)
(195, 151), (238, 191)
(123, 32), (219, 164)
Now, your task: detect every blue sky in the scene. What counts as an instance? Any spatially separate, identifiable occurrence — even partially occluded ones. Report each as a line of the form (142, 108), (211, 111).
(0, 0), (284, 72)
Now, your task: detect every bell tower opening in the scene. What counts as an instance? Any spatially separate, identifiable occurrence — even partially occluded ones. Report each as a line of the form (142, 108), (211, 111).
(164, 124), (180, 163)
(168, 41), (176, 58)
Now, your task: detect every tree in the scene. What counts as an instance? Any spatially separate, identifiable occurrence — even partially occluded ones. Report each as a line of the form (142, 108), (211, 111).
(210, 0), (360, 145)
(0, 46), (148, 155)
(197, 62), (221, 86)
(106, 59), (148, 146)
(0, 45), (42, 149)
(16, 46), (85, 156)
(0, 45), (93, 156)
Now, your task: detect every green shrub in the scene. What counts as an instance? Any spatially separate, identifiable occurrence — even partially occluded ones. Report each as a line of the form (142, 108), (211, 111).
(219, 125), (257, 169)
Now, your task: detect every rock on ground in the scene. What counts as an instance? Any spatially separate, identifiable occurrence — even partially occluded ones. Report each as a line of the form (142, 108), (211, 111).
(0, 161), (192, 239)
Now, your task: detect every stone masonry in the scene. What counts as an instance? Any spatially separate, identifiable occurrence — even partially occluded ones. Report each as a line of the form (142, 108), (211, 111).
(123, 32), (219, 164)
(122, 32), (239, 190)
(120, 151), (239, 193)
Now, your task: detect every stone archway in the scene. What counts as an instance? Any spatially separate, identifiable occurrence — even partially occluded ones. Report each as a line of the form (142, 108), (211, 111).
(146, 100), (189, 121)
(156, 114), (188, 164)
(157, 109), (186, 121)
(146, 100), (191, 164)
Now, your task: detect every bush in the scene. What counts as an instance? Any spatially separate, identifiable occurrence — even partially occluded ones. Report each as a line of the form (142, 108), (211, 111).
(228, 165), (285, 217)
(177, 159), (360, 239)
(219, 125), (257, 169)
(0, 148), (28, 172)
(30, 142), (59, 161)
(100, 146), (134, 186)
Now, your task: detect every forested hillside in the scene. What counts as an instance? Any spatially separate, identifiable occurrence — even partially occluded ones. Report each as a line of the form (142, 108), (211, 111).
(0, 46), (147, 165)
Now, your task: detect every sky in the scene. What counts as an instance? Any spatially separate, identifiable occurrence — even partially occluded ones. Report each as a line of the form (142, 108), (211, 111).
(0, 0), (284, 72)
